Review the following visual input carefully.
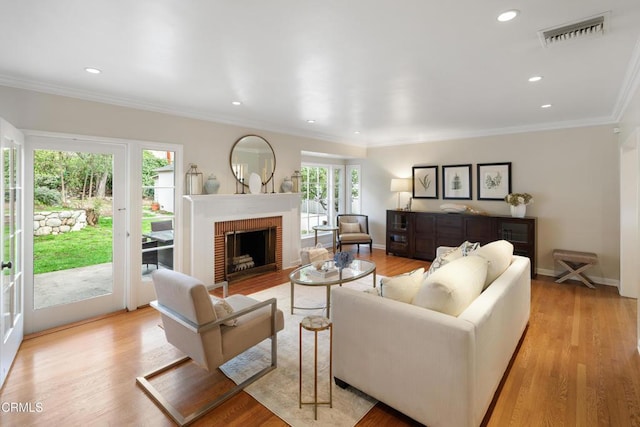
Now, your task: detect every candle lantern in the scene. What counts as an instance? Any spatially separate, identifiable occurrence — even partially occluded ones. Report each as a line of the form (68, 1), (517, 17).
(291, 170), (302, 193)
(185, 163), (203, 195)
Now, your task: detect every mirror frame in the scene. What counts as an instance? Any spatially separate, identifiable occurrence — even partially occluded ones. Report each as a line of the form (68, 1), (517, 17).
(229, 134), (276, 186)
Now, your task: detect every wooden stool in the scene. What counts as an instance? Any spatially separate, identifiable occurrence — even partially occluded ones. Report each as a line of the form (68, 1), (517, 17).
(299, 315), (332, 420)
(552, 249), (598, 289)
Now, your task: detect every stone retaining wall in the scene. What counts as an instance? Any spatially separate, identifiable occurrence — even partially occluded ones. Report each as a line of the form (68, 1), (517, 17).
(34, 210), (88, 236)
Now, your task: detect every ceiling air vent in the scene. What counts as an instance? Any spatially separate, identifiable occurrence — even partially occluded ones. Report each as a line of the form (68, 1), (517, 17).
(538, 12), (610, 47)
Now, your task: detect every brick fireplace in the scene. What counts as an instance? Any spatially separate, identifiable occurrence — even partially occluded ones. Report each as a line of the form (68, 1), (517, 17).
(214, 216), (283, 282)
(184, 193), (301, 287)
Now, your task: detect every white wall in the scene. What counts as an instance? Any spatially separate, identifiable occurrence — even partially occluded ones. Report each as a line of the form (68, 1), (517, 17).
(363, 125), (621, 284)
(0, 85), (626, 286)
(0, 85), (366, 195)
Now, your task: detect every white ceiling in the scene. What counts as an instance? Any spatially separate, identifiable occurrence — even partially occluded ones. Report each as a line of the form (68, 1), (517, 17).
(1, 1), (639, 147)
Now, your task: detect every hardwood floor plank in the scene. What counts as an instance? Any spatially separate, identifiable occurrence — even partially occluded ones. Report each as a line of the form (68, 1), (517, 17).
(1, 248), (638, 426)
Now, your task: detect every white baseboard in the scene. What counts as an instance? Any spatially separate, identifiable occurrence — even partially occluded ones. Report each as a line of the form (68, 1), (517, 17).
(535, 267), (619, 288)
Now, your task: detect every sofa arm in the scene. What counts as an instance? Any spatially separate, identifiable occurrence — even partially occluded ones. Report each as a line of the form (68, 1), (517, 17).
(331, 287), (477, 427)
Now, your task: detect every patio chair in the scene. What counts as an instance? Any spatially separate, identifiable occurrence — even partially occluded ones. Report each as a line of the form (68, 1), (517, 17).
(136, 270), (284, 426)
(142, 238), (158, 269)
(336, 214), (373, 253)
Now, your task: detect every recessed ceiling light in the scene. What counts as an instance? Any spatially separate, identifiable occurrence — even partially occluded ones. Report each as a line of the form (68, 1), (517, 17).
(354, 131), (361, 135)
(497, 10), (519, 22)
(84, 67), (101, 74)
(231, 101), (242, 106)
(306, 119), (315, 124)
(541, 104), (552, 108)
(528, 76), (543, 82)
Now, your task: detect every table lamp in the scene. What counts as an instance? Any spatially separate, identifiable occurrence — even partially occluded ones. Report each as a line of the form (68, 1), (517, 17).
(390, 178), (412, 210)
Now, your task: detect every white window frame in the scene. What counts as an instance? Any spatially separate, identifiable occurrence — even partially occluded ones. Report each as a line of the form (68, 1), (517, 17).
(346, 164), (361, 214)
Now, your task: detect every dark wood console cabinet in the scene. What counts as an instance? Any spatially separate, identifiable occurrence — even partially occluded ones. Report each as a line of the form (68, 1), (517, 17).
(386, 210), (536, 276)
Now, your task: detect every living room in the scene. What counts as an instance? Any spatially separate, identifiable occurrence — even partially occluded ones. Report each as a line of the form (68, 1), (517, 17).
(0, 1), (640, 426)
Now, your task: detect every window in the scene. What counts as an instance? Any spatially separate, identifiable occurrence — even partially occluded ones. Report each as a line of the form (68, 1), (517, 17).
(300, 163), (359, 235)
(141, 150), (175, 275)
(347, 165), (361, 214)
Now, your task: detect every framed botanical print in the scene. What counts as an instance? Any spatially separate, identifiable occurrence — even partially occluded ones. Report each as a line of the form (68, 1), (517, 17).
(412, 165), (438, 199)
(442, 164), (472, 200)
(477, 162), (512, 200)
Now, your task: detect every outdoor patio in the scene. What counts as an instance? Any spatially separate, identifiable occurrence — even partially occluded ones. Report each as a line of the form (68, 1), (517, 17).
(33, 263), (168, 309)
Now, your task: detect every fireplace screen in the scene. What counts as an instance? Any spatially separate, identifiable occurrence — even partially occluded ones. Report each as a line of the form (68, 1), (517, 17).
(225, 226), (277, 281)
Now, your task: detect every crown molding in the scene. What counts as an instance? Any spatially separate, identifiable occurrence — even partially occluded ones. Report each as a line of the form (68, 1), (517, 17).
(613, 36), (640, 122)
(0, 74), (621, 150)
(0, 74), (366, 148)
(364, 116), (618, 148)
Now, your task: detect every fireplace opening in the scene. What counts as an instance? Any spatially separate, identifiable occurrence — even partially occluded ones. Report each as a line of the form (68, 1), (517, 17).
(225, 226), (277, 281)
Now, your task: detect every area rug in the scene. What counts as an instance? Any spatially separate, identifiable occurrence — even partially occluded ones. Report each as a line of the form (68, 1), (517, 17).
(220, 277), (380, 426)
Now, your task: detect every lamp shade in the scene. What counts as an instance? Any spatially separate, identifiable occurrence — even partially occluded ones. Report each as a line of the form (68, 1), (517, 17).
(390, 178), (412, 192)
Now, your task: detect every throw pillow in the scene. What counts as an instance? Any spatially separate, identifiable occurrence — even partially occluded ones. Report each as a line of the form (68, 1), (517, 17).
(427, 240), (479, 275)
(340, 222), (361, 233)
(470, 240), (514, 289)
(461, 240), (480, 256)
(412, 256), (488, 316)
(379, 267), (425, 303)
(211, 297), (237, 326)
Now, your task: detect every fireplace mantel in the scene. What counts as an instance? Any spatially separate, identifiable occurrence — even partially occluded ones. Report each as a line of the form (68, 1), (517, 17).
(184, 193), (301, 285)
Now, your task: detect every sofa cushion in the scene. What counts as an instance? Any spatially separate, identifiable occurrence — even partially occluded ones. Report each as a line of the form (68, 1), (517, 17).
(379, 267), (425, 303)
(470, 240), (513, 289)
(412, 255), (488, 316)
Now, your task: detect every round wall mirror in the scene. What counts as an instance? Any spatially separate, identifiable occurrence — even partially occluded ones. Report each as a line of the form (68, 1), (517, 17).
(230, 135), (276, 186)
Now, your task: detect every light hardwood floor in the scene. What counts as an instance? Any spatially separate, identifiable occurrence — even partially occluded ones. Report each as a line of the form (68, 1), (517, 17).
(1, 249), (638, 426)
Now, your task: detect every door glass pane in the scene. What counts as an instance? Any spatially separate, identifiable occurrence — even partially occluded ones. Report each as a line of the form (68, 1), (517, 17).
(142, 150), (175, 276)
(33, 150), (114, 309)
(12, 145), (21, 321)
(333, 167), (343, 220)
(300, 166), (329, 235)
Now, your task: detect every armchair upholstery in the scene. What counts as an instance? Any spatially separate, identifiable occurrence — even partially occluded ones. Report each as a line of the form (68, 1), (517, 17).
(337, 214), (373, 253)
(136, 270), (284, 426)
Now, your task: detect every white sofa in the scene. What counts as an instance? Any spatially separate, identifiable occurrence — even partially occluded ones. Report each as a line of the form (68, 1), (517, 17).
(331, 252), (531, 427)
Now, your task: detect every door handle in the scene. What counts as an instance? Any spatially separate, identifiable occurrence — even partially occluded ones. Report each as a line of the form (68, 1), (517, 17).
(1, 261), (12, 270)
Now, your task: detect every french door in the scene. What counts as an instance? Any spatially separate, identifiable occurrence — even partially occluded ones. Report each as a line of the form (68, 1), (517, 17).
(0, 119), (24, 388)
(24, 135), (126, 333)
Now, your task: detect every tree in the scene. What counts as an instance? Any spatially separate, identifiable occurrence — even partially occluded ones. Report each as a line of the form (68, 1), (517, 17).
(142, 151), (170, 198)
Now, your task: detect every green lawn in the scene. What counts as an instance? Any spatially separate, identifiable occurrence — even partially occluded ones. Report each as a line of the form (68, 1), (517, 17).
(33, 211), (171, 274)
(33, 217), (114, 274)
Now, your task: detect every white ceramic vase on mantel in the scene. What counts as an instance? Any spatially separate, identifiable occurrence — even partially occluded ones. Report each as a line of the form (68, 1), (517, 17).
(510, 204), (526, 218)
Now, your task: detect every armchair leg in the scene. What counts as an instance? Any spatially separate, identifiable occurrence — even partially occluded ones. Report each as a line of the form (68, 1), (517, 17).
(137, 334), (278, 426)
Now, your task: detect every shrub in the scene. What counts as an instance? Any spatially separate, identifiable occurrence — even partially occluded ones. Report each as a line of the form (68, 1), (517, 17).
(35, 186), (61, 206)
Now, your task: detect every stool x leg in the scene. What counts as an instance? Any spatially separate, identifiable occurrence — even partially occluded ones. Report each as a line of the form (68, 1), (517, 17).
(555, 260), (596, 289)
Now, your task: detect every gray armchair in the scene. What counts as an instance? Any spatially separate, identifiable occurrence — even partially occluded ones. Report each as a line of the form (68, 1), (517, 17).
(136, 270), (284, 426)
(336, 214), (373, 253)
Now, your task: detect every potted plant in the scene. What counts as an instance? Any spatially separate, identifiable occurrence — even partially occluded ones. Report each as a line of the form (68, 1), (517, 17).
(504, 193), (533, 218)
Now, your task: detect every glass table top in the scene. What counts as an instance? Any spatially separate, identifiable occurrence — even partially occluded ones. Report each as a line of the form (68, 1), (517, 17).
(290, 259), (376, 286)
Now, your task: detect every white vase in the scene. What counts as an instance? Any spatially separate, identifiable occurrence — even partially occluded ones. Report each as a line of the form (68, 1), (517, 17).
(510, 204), (526, 218)
(203, 174), (220, 194)
(280, 177), (293, 193)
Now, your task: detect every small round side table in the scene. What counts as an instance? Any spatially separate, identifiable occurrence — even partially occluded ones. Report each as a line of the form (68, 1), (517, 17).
(299, 315), (333, 420)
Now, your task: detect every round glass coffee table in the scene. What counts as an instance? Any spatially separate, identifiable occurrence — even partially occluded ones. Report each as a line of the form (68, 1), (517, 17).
(289, 259), (376, 315)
